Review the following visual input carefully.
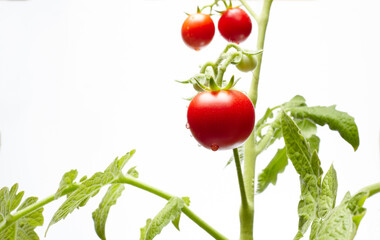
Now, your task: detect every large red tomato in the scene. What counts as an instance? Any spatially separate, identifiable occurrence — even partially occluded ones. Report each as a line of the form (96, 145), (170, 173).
(218, 7), (252, 44)
(181, 13), (215, 51)
(187, 90), (255, 151)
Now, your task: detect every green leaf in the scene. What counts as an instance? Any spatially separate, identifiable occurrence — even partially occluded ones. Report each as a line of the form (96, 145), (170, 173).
(0, 196), (44, 240)
(310, 192), (356, 240)
(47, 151), (135, 234)
(281, 112), (313, 177)
(307, 135), (320, 154)
(145, 197), (185, 240)
(0, 184), (24, 221)
(140, 219), (152, 240)
(257, 147), (288, 193)
(55, 170), (78, 199)
(296, 119), (317, 139)
(283, 95), (307, 108)
(281, 113), (322, 239)
(92, 184), (125, 240)
(290, 106), (359, 151)
(318, 165), (338, 218)
(171, 197), (190, 231)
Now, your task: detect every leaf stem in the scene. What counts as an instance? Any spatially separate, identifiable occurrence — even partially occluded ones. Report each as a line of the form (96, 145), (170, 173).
(116, 174), (229, 240)
(359, 182), (380, 198)
(233, 148), (248, 208)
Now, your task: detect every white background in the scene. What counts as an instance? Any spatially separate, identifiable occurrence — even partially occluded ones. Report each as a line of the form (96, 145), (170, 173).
(0, 0), (379, 239)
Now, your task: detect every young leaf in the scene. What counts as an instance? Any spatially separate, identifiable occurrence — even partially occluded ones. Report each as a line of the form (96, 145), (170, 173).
(92, 184), (125, 240)
(290, 106), (359, 151)
(55, 170), (78, 199)
(127, 166), (139, 178)
(318, 165), (338, 218)
(0, 196), (44, 240)
(257, 147), (288, 193)
(145, 197), (185, 240)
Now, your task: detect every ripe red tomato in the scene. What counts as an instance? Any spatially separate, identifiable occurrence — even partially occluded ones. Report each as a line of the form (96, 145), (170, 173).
(187, 90), (255, 151)
(181, 13), (215, 51)
(218, 7), (252, 44)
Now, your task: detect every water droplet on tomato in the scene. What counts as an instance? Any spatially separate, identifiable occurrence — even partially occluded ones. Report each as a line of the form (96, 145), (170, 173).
(185, 123), (190, 129)
(198, 144), (201, 147)
(190, 134), (193, 138)
(194, 48), (200, 51)
(211, 144), (219, 151)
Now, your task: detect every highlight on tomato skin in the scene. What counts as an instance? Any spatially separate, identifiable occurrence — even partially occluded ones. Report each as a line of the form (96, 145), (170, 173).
(218, 7), (252, 44)
(181, 13), (215, 51)
(186, 90), (255, 151)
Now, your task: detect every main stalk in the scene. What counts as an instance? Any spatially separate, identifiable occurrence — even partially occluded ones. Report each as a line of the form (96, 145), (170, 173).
(239, 0), (274, 239)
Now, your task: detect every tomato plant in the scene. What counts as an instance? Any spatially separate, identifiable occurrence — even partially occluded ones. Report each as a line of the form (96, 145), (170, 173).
(181, 12), (215, 50)
(187, 90), (255, 151)
(236, 53), (258, 72)
(218, 7), (252, 44)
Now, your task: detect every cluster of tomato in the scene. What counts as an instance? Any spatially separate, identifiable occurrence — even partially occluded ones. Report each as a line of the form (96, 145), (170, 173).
(182, 7), (256, 152)
(181, 7), (252, 50)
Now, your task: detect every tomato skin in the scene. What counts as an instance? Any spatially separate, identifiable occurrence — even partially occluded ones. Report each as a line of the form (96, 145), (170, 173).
(218, 7), (252, 44)
(187, 90), (255, 151)
(236, 54), (258, 72)
(181, 13), (215, 50)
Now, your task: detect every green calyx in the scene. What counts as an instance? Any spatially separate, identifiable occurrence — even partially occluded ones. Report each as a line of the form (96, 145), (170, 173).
(193, 75), (239, 92)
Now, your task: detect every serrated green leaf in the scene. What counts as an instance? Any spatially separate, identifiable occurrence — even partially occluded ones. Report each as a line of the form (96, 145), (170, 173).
(140, 219), (152, 240)
(92, 184), (125, 240)
(171, 214), (181, 231)
(0, 184), (24, 222)
(257, 147), (288, 193)
(281, 113), (323, 239)
(145, 197), (185, 240)
(290, 106), (359, 151)
(281, 112), (313, 177)
(47, 151), (135, 235)
(55, 170), (78, 199)
(318, 165), (338, 218)
(0, 196), (44, 240)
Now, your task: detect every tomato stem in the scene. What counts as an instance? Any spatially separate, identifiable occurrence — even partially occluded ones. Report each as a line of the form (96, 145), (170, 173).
(116, 174), (229, 240)
(360, 182), (380, 198)
(233, 148), (248, 208)
(239, 0), (274, 239)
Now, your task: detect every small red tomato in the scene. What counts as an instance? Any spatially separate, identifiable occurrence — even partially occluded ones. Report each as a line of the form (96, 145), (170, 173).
(181, 13), (215, 50)
(187, 90), (255, 151)
(218, 7), (252, 44)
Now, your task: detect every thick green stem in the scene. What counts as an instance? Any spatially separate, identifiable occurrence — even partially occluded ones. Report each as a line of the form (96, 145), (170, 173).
(239, 0), (274, 239)
(116, 174), (228, 240)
